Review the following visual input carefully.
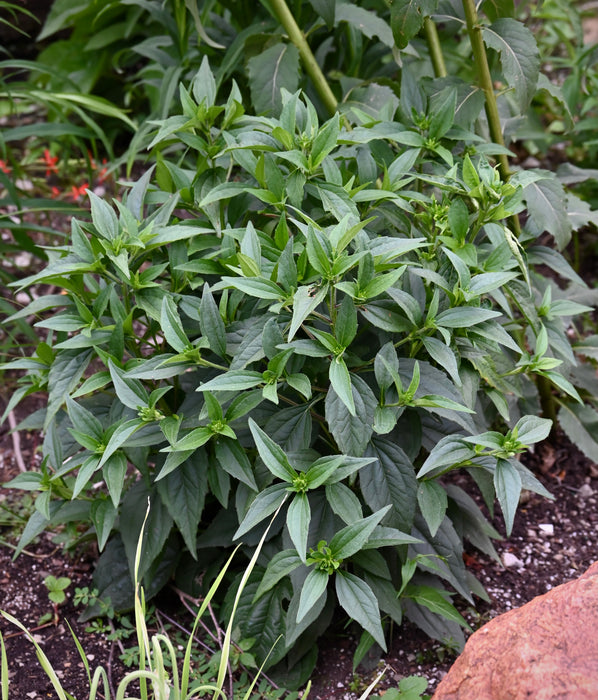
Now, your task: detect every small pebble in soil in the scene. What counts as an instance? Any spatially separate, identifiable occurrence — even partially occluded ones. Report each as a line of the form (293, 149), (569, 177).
(538, 523), (554, 535)
(502, 552), (525, 568)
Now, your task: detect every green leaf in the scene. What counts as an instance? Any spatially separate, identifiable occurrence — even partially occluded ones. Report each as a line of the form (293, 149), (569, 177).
(362, 438), (418, 531)
(418, 436), (475, 478)
(306, 225), (332, 276)
(157, 454), (207, 556)
(120, 480), (174, 581)
(88, 190), (119, 240)
(329, 505), (391, 560)
(417, 481), (448, 538)
(482, 18), (539, 109)
(325, 374), (377, 456)
(336, 3), (394, 47)
(249, 419), (297, 482)
(297, 568), (329, 623)
(325, 482), (363, 524)
(335, 572), (386, 650)
(90, 499), (116, 552)
(102, 452), (127, 508)
(557, 402), (598, 463)
(513, 415), (551, 445)
(435, 306), (501, 328)
(234, 484), (289, 539)
(215, 438), (258, 490)
(389, 0), (438, 49)
(287, 493), (311, 562)
(335, 295), (358, 347)
(406, 584), (470, 629)
(289, 284), (329, 341)
(66, 396), (103, 442)
(494, 458), (522, 536)
(46, 349), (93, 429)
(98, 418), (143, 468)
(169, 426), (213, 452)
(254, 549), (303, 601)
(421, 336), (461, 387)
(329, 356), (356, 416)
(108, 360), (149, 411)
(217, 276), (285, 301)
(523, 176), (571, 250)
(247, 43), (300, 115)
(311, 114), (340, 168)
(197, 370), (263, 393)
(200, 284), (227, 357)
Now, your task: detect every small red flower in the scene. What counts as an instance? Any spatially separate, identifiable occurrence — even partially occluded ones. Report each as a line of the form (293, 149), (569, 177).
(97, 158), (109, 183)
(70, 182), (89, 201)
(50, 186), (61, 199)
(42, 149), (59, 177)
(0, 159), (11, 174)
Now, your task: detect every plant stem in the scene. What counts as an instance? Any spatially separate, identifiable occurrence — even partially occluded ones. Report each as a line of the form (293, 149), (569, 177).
(423, 17), (447, 78)
(461, 0), (509, 181)
(461, 0), (521, 238)
(269, 0), (338, 116)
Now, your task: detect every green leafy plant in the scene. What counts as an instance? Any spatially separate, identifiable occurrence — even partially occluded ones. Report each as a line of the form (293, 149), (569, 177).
(3, 0), (598, 685)
(3, 50), (594, 681)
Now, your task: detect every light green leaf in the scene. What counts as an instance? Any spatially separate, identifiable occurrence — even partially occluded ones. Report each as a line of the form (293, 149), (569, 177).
(406, 584), (470, 629)
(435, 306), (501, 328)
(287, 493), (311, 562)
(98, 419), (144, 468)
(249, 418), (297, 482)
(289, 284), (329, 341)
(417, 481), (448, 538)
(254, 549), (303, 601)
(197, 370), (263, 393)
(329, 505), (391, 560)
(335, 572), (386, 650)
(91, 499), (116, 552)
(200, 284), (227, 357)
(160, 296), (190, 354)
(494, 458), (522, 536)
(329, 356), (356, 416)
(108, 360), (149, 411)
(325, 482), (363, 524)
(297, 569), (329, 623)
(234, 483), (289, 539)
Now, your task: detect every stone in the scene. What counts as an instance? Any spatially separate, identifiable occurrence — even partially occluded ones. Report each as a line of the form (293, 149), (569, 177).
(501, 551), (524, 568)
(432, 561), (598, 700)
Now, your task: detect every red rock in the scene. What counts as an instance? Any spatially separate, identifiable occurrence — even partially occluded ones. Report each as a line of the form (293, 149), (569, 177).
(432, 561), (598, 700)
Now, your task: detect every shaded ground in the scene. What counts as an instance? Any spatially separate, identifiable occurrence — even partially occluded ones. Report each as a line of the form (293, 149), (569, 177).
(1, 402), (597, 699)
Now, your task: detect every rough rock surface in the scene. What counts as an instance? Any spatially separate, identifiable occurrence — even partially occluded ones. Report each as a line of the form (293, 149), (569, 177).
(432, 561), (598, 700)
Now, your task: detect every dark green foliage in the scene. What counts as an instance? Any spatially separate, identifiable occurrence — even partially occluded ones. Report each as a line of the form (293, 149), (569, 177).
(3, 55), (595, 679)
(2, 0), (598, 686)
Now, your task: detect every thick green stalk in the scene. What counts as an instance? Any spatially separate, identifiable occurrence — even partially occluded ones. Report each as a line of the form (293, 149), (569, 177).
(462, 0), (521, 239)
(269, 0), (338, 116)
(461, 0), (510, 182)
(423, 16), (447, 78)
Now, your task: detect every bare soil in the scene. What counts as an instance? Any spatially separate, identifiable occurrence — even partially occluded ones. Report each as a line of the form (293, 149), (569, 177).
(1, 404), (597, 699)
